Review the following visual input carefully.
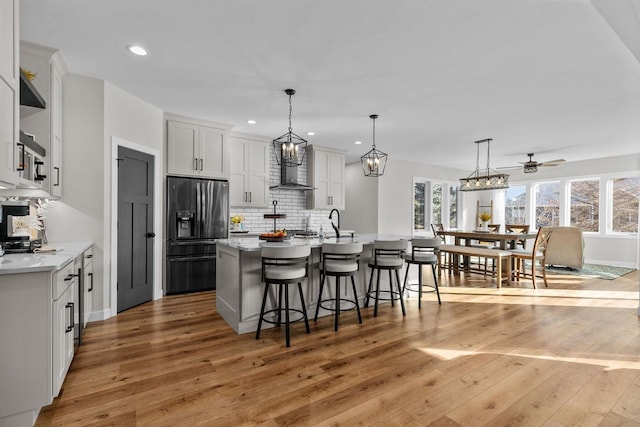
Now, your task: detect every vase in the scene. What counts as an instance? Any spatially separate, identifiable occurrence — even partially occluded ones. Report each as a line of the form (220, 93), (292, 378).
(232, 223), (240, 231)
(480, 221), (489, 231)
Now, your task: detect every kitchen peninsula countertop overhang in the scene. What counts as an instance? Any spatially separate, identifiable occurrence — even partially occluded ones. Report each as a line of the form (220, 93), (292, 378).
(217, 233), (408, 252)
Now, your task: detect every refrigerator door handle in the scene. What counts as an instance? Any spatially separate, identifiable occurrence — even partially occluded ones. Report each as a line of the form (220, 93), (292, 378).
(196, 181), (201, 238)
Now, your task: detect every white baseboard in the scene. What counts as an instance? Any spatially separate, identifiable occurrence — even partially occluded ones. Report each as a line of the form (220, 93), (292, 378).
(87, 308), (112, 323)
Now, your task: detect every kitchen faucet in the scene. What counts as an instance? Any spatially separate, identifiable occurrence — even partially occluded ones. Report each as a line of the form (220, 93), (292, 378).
(329, 209), (340, 238)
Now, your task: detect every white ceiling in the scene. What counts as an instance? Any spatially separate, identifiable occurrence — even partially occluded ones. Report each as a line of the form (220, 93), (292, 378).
(19, 0), (640, 171)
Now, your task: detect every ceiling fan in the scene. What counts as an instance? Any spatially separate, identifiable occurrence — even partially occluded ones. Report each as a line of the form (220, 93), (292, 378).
(498, 153), (566, 174)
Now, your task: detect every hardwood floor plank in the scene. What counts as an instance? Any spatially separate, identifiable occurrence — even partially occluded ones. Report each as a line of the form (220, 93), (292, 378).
(34, 271), (640, 426)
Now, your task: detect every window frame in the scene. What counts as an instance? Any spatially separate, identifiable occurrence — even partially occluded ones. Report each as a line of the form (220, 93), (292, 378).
(412, 177), (460, 235)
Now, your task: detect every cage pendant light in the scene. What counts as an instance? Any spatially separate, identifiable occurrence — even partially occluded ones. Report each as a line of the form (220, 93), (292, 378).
(459, 138), (510, 191)
(272, 89), (307, 167)
(361, 114), (388, 177)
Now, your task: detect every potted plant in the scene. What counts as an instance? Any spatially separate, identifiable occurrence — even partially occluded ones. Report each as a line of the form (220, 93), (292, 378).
(478, 212), (492, 231)
(230, 214), (245, 231)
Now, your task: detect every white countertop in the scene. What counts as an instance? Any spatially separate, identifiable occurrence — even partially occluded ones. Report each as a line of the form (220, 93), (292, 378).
(217, 233), (410, 252)
(0, 241), (93, 275)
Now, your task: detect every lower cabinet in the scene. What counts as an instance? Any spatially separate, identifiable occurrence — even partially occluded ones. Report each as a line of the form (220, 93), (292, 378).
(52, 263), (75, 397)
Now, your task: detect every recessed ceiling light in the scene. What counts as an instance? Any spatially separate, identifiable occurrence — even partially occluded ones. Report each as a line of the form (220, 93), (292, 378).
(355, 141), (362, 145)
(247, 119), (256, 125)
(126, 44), (148, 56)
(306, 131), (315, 136)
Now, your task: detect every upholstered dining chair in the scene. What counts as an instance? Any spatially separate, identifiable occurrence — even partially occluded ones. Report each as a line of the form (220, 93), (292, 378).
(509, 227), (553, 289)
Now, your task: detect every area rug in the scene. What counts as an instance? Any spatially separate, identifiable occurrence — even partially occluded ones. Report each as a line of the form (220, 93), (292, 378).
(545, 264), (636, 280)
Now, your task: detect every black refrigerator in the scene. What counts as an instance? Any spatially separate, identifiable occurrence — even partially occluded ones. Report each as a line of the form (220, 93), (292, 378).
(166, 176), (229, 294)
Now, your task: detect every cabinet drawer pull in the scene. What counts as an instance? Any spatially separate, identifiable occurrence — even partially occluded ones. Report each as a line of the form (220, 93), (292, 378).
(85, 254), (93, 259)
(65, 302), (74, 333)
(54, 167), (60, 186)
(88, 272), (93, 292)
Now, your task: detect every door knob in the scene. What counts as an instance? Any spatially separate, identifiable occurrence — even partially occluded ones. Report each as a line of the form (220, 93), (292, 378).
(146, 232), (156, 238)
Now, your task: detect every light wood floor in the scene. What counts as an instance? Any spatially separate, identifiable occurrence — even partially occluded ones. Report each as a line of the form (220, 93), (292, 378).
(37, 270), (640, 426)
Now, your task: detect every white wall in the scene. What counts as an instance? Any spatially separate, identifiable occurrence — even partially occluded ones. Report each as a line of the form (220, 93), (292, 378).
(341, 162), (378, 234)
(104, 82), (163, 316)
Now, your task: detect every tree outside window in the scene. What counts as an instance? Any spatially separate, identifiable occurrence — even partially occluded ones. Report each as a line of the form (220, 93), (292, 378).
(414, 182), (425, 230)
(505, 185), (526, 224)
(449, 186), (458, 228)
(535, 182), (560, 227)
(570, 179), (599, 232)
(432, 183), (442, 226)
(612, 177), (640, 233)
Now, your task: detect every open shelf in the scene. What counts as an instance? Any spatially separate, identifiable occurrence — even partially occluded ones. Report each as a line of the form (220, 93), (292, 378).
(19, 69), (46, 109)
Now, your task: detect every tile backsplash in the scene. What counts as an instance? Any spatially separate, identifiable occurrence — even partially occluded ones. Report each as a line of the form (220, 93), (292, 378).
(230, 151), (336, 234)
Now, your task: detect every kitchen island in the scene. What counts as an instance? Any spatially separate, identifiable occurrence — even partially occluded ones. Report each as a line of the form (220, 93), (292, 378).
(215, 234), (410, 334)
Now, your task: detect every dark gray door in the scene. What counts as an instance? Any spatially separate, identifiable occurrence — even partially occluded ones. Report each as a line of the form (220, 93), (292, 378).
(117, 146), (154, 312)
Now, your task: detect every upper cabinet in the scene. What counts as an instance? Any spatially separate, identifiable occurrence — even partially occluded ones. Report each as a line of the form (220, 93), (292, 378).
(0, 0), (18, 188)
(166, 114), (231, 179)
(306, 145), (346, 210)
(229, 133), (269, 208)
(19, 41), (68, 195)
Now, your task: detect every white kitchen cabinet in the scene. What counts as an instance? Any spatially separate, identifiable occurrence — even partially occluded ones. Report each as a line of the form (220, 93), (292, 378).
(52, 262), (76, 398)
(0, 0), (18, 188)
(306, 145), (346, 210)
(19, 41), (68, 194)
(83, 246), (94, 328)
(166, 115), (230, 179)
(229, 134), (269, 207)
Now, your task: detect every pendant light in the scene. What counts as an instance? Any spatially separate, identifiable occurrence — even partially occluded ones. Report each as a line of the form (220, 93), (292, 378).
(272, 89), (307, 167)
(360, 114), (388, 177)
(459, 138), (510, 191)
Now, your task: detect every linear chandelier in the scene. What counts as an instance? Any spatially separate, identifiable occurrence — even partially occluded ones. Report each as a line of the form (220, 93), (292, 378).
(360, 114), (387, 177)
(272, 88), (307, 167)
(459, 138), (510, 192)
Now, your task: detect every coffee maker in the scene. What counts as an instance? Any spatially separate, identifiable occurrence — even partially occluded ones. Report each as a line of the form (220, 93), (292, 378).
(0, 201), (42, 253)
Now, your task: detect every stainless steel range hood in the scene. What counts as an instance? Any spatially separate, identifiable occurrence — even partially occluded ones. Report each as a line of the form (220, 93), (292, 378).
(269, 163), (316, 191)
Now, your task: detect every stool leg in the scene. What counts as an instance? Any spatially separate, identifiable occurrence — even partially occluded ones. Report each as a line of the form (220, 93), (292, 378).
(432, 264), (441, 304)
(402, 263), (410, 297)
(418, 264), (423, 309)
(277, 284), (283, 326)
(351, 275), (362, 324)
(365, 268), (374, 308)
(298, 282), (310, 333)
(256, 283), (269, 340)
(314, 272), (327, 321)
(374, 269), (381, 317)
(284, 283), (290, 347)
(395, 269), (406, 316)
(389, 270), (395, 307)
(334, 277), (340, 331)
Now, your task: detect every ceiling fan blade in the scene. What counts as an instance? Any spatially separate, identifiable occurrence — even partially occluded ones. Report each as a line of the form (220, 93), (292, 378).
(496, 166), (522, 170)
(540, 159), (565, 164)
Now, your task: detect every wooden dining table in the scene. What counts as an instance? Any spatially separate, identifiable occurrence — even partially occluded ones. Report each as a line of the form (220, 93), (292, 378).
(437, 229), (537, 250)
(436, 229), (537, 278)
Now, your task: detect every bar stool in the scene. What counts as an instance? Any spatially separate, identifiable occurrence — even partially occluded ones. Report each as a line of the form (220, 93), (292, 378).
(402, 238), (441, 308)
(364, 239), (407, 317)
(256, 244), (311, 347)
(314, 242), (363, 331)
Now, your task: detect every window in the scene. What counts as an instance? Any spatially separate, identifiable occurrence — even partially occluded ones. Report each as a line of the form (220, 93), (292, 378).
(413, 182), (425, 230)
(432, 183), (442, 226)
(611, 177), (640, 233)
(505, 185), (526, 224)
(535, 182), (560, 227)
(413, 179), (458, 232)
(449, 185), (458, 228)
(570, 179), (599, 232)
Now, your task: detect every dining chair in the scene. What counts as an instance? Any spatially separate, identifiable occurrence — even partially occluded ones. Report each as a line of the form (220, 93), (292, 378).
(509, 227), (553, 289)
(506, 224), (530, 249)
(472, 224), (501, 275)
